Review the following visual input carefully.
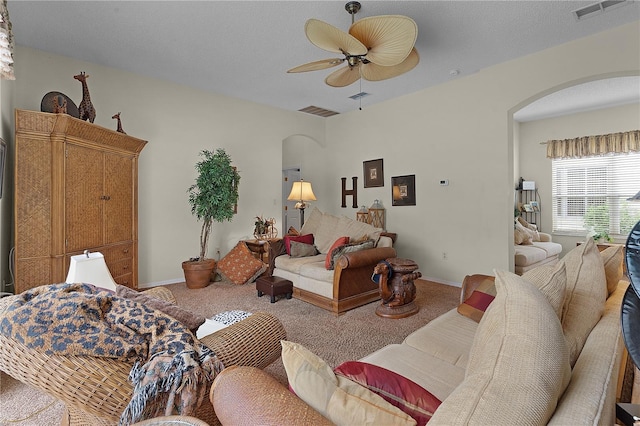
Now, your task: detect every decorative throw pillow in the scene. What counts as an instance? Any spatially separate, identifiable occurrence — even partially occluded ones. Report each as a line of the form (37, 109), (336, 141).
(328, 239), (376, 271)
(287, 226), (300, 236)
(521, 261), (566, 320)
(116, 285), (205, 332)
(600, 245), (624, 296)
(325, 236), (350, 269)
(514, 225), (531, 245)
(218, 242), (267, 285)
(517, 216), (541, 241)
(281, 340), (417, 426)
(283, 234), (314, 255)
(289, 241), (320, 258)
(430, 270), (571, 425)
(334, 361), (441, 426)
(456, 277), (496, 323)
(559, 238), (607, 366)
(514, 221), (534, 245)
(300, 207), (323, 236)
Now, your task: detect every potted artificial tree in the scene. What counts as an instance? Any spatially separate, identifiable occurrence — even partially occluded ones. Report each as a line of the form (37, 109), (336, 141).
(183, 148), (240, 289)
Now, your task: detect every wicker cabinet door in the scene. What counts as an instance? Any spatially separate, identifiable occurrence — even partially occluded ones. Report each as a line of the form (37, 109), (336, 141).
(65, 143), (104, 252)
(104, 152), (134, 245)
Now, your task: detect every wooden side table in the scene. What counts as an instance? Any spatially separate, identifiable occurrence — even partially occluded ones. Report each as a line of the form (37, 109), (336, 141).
(243, 238), (281, 264)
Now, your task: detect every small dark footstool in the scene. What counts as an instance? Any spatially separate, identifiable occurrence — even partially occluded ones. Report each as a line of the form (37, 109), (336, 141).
(256, 276), (293, 303)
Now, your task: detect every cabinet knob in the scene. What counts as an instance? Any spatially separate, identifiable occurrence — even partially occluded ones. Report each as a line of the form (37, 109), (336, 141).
(123, 248), (129, 254)
(100, 195), (111, 201)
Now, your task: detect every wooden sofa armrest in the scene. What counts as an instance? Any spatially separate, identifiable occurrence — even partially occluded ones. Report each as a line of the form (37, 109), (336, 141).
(335, 246), (397, 269)
(460, 274), (495, 304)
(211, 366), (332, 425)
(199, 311), (286, 369)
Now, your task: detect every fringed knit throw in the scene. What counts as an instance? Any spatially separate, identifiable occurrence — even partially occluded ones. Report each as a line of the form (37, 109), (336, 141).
(0, 283), (223, 425)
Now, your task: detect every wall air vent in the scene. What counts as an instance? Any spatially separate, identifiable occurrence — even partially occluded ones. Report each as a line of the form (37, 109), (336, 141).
(298, 106), (340, 118)
(573, 0), (628, 20)
(349, 92), (370, 100)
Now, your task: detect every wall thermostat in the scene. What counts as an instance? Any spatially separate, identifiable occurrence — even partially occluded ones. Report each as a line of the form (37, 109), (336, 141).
(439, 179), (449, 186)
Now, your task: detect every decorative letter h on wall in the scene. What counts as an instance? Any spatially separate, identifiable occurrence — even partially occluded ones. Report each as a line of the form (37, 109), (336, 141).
(341, 177), (358, 208)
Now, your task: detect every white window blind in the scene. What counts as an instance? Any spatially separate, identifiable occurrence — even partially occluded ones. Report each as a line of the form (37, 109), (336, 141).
(551, 152), (640, 236)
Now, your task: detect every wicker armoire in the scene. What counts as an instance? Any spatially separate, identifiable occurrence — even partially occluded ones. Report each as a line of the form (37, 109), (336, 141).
(14, 109), (147, 293)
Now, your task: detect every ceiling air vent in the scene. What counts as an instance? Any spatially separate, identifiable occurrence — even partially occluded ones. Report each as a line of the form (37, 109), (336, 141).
(573, 0), (628, 20)
(349, 92), (370, 100)
(298, 106), (340, 118)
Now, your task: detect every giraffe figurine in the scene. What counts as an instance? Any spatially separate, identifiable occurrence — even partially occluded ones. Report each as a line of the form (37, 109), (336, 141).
(52, 94), (67, 114)
(74, 71), (96, 123)
(112, 112), (126, 134)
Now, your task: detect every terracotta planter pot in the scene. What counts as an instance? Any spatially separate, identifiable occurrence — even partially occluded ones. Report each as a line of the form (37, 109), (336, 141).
(182, 258), (217, 289)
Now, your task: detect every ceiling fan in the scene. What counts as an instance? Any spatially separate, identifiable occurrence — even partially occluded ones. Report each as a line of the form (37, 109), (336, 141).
(287, 1), (419, 88)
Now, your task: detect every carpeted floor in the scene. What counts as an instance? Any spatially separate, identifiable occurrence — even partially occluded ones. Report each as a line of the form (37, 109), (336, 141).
(0, 278), (460, 425)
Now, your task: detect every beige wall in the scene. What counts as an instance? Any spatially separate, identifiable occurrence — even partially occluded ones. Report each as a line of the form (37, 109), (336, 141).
(325, 21), (639, 284)
(518, 102), (640, 257)
(1, 21), (639, 288)
(1, 46), (325, 286)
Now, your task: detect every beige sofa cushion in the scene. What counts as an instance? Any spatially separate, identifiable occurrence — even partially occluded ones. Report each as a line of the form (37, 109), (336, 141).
(301, 209), (382, 254)
(600, 244), (624, 296)
(522, 261), (566, 319)
(281, 340), (416, 426)
(430, 270), (571, 425)
(560, 238), (607, 366)
(403, 309), (477, 369)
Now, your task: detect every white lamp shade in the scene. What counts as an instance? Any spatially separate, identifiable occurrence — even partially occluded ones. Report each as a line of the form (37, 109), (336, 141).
(288, 181), (317, 202)
(66, 252), (117, 292)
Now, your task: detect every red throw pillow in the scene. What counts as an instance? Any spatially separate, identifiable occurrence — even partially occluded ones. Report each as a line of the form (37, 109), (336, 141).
(283, 234), (314, 255)
(334, 361), (441, 426)
(456, 277), (496, 323)
(325, 236), (349, 269)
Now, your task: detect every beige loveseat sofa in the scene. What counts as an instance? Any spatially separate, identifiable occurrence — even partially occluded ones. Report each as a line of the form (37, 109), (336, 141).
(514, 217), (563, 274)
(268, 208), (396, 315)
(212, 238), (627, 425)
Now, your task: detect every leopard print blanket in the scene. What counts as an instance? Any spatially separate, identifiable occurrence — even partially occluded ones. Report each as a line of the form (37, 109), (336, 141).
(0, 283), (223, 425)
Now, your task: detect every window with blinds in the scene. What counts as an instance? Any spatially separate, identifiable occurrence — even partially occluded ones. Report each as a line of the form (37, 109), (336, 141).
(551, 152), (640, 236)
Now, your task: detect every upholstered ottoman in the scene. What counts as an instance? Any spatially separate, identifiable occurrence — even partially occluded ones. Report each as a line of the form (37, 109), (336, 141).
(256, 276), (293, 303)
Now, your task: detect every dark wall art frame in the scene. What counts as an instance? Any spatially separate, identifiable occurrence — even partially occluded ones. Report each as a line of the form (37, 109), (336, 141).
(391, 174), (416, 206)
(363, 158), (384, 188)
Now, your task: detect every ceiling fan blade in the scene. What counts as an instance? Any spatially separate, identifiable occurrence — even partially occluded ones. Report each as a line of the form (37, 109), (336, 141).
(361, 48), (419, 82)
(325, 64), (362, 87)
(350, 15), (417, 67)
(305, 19), (367, 56)
(287, 58), (344, 73)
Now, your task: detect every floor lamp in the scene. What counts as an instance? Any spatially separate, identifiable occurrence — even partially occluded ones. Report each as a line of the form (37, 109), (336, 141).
(288, 179), (316, 227)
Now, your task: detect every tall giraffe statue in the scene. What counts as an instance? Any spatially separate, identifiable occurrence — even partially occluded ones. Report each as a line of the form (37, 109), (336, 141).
(112, 112), (126, 134)
(74, 72), (96, 123)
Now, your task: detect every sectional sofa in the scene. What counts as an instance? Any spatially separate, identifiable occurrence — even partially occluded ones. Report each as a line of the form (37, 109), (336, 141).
(212, 238), (627, 425)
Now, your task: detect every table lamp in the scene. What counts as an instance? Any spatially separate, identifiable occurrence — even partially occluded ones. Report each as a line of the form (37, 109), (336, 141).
(287, 179), (316, 227)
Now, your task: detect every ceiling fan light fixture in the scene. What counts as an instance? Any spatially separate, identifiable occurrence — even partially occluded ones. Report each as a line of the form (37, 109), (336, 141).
(361, 48), (419, 82)
(349, 15), (418, 67)
(289, 2), (420, 88)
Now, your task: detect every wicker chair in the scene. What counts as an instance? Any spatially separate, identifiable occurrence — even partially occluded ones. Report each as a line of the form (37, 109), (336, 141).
(0, 287), (286, 426)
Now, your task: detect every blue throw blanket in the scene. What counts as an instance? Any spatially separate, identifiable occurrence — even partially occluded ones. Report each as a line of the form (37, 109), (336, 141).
(0, 283), (223, 425)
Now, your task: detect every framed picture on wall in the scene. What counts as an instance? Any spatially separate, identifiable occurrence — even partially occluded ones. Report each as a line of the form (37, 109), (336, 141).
(0, 138), (5, 199)
(391, 175), (416, 206)
(363, 159), (384, 188)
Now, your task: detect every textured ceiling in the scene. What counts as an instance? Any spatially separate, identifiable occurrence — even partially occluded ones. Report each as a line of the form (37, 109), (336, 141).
(7, 1), (640, 118)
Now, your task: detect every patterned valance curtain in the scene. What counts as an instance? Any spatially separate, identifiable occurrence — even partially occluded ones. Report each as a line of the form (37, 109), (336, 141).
(545, 130), (640, 159)
(0, 0), (14, 80)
